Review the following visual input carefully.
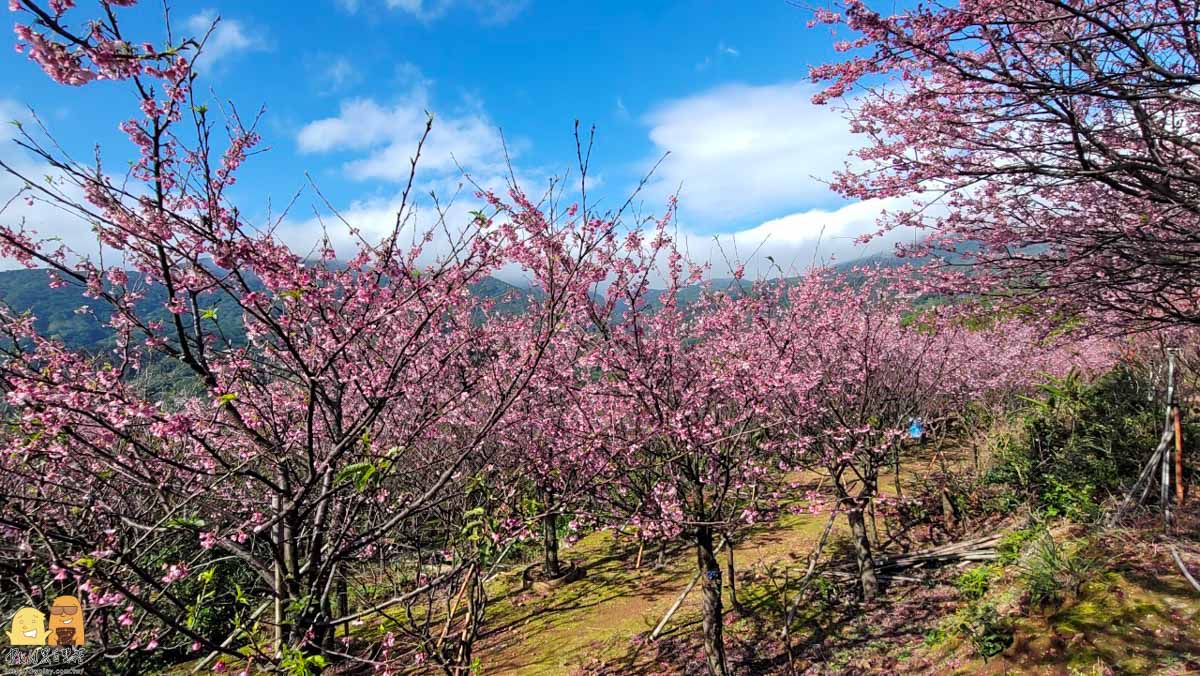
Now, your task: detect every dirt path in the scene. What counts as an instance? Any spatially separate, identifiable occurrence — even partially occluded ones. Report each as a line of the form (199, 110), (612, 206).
(467, 455), (906, 676)
(475, 512), (835, 674)
(472, 449), (959, 674)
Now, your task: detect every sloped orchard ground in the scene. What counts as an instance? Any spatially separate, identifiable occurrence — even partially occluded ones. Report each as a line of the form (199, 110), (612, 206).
(471, 468), (1200, 674)
(472, 453), (941, 673)
(475, 490), (837, 674)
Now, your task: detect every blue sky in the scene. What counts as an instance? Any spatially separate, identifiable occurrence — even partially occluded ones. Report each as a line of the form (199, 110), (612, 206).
(1, 0), (913, 278)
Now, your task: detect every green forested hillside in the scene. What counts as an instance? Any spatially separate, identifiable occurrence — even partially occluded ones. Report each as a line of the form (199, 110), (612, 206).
(0, 268), (533, 352)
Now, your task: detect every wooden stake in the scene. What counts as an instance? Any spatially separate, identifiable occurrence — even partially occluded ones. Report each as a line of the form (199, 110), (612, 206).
(272, 492), (284, 657)
(1164, 350), (1178, 527)
(1170, 545), (1200, 593)
(651, 536), (727, 640)
(1175, 405), (1185, 510)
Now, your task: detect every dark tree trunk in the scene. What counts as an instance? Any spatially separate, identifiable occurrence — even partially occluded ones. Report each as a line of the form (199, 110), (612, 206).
(695, 526), (729, 676)
(893, 444), (904, 497)
(320, 588), (335, 654)
(941, 487), (958, 533)
(542, 508), (561, 579)
(847, 505), (879, 601)
(337, 574), (349, 633)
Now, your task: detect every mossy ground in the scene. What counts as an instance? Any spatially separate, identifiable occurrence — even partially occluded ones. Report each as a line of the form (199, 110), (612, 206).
(476, 487), (840, 674)
(907, 516), (1200, 676)
(470, 463), (1200, 674)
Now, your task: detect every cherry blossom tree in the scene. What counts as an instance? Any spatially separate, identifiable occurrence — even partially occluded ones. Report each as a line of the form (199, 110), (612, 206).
(0, 1), (626, 671)
(810, 0), (1200, 331)
(765, 267), (1098, 600)
(575, 230), (787, 676)
(492, 334), (603, 581)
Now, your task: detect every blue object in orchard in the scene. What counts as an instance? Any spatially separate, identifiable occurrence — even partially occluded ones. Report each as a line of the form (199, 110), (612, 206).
(908, 418), (925, 441)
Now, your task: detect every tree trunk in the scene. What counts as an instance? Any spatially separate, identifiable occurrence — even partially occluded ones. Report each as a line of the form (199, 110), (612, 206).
(847, 505), (879, 602)
(695, 526), (728, 676)
(893, 444), (903, 498)
(337, 574), (349, 637)
(542, 509), (561, 579)
(725, 537), (741, 612)
(941, 488), (958, 533)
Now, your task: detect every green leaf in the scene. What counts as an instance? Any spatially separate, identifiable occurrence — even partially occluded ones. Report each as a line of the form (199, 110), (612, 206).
(165, 515), (206, 528)
(334, 462), (376, 492)
(356, 466), (376, 492)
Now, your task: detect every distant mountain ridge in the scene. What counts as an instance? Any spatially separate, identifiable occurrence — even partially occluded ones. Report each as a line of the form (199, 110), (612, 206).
(0, 268), (538, 353)
(0, 253), (907, 352)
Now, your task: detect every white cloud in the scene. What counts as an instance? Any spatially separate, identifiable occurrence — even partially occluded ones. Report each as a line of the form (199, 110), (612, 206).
(185, 11), (266, 74)
(291, 73), (538, 275)
(615, 97), (629, 121)
(318, 57), (361, 94)
(292, 76), (902, 284)
(641, 81), (859, 228)
(277, 187), (481, 262)
(686, 196), (916, 276)
(0, 101), (107, 269)
(297, 70), (510, 183)
(0, 96), (516, 279)
(381, 0), (529, 24)
(678, 197), (918, 279)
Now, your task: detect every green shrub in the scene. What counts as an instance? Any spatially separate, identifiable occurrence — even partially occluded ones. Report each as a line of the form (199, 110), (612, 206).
(1041, 478), (1100, 522)
(987, 366), (1186, 520)
(96, 536), (259, 675)
(996, 527), (1039, 565)
(923, 596), (1014, 658)
(954, 564), (997, 600)
(922, 624), (949, 647)
(982, 490), (1023, 515)
(1019, 532), (1094, 608)
(951, 601), (1013, 659)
